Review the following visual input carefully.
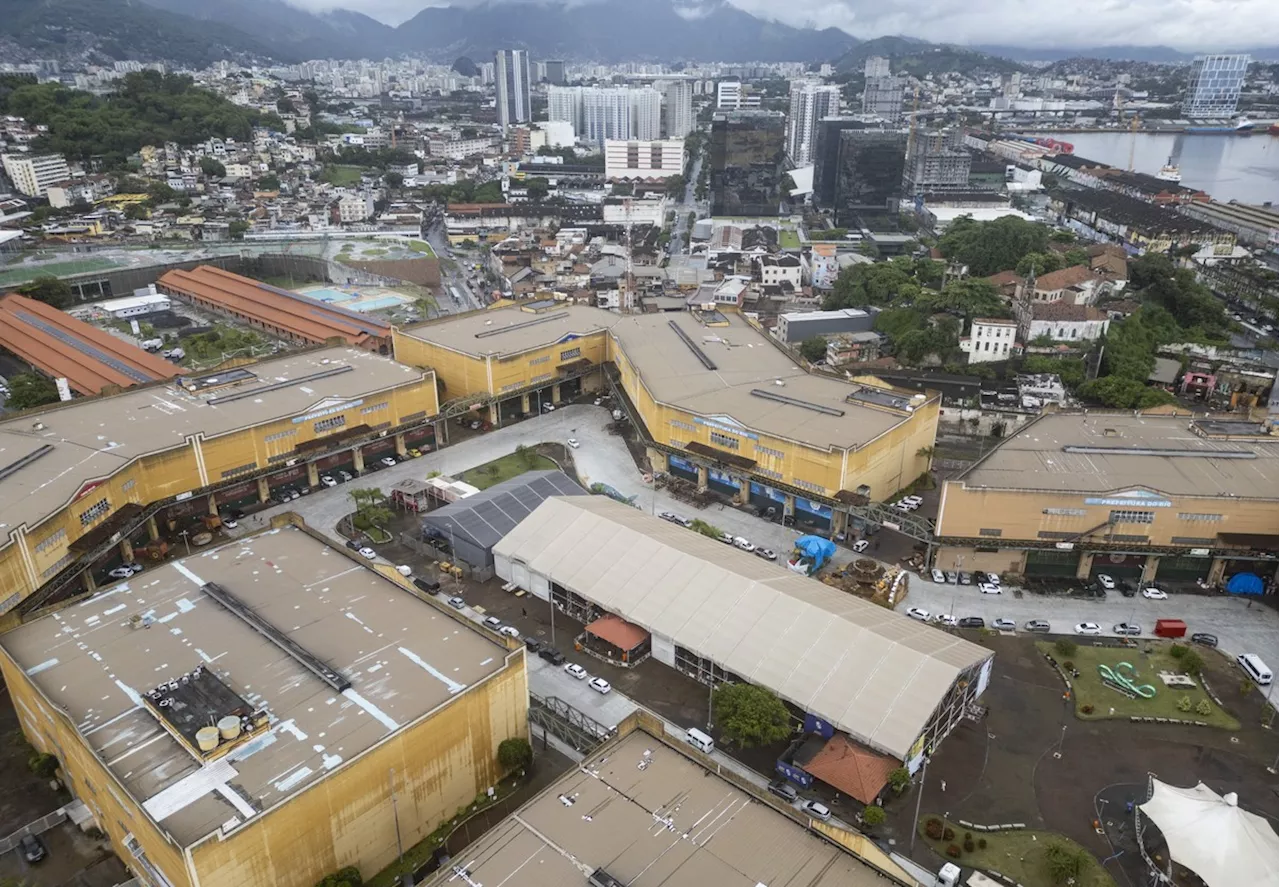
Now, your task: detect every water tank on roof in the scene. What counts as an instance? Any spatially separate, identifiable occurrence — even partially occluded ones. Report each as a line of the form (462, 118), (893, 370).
(217, 715), (242, 741)
(196, 726), (221, 752)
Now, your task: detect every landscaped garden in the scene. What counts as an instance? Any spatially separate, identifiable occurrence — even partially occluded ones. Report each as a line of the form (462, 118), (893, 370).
(460, 446), (558, 490)
(1036, 640), (1239, 729)
(918, 816), (1115, 887)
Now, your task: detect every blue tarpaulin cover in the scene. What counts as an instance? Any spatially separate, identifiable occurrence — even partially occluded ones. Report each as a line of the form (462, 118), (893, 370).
(1226, 573), (1265, 596)
(794, 535), (837, 570)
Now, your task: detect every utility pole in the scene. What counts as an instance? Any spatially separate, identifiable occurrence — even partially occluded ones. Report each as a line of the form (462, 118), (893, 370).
(908, 757), (929, 854)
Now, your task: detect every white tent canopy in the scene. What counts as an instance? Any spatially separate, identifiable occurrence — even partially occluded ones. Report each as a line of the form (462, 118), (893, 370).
(1138, 779), (1279, 887)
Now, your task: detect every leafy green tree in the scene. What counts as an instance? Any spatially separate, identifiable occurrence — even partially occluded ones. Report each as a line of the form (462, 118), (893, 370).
(712, 683), (792, 749)
(1179, 650), (1204, 677)
(256, 174), (281, 192)
(1016, 251), (1063, 276)
(1044, 842), (1088, 885)
(1078, 376), (1177, 409)
(16, 275), (72, 309)
(799, 337), (828, 362)
(228, 219), (249, 240)
(688, 519), (722, 539)
(473, 180), (503, 203)
(147, 181), (176, 204)
(314, 865), (363, 887)
(825, 258), (920, 310)
(199, 157), (226, 177)
(498, 737), (533, 773)
(1063, 247), (1091, 267)
(124, 203), (148, 220)
(5, 372), (60, 410)
(384, 171), (404, 189)
(887, 767), (911, 793)
(921, 278), (1004, 321)
(1021, 355), (1086, 389)
(938, 215), (1051, 276)
(862, 805), (886, 826)
(277, 97), (296, 115)
(664, 173), (686, 197)
(524, 176), (550, 201)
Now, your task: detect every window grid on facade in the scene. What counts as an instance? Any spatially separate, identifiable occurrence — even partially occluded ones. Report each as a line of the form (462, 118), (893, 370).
(370, 422), (392, 431)
(361, 402), (389, 415)
(402, 410), (427, 422)
(1043, 508), (1086, 516)
(756, 445), (785, 459)
(220, 463), (257, 479)
(40, 553), (74, 579)
(314, 415), (346, 434)
(268, 452), (296, 464)
(1178, 513), (1223, 522)
(1171, 536), (1215, 545)
(755, 467), (783, 480)
(708, 431), (739, 450)
(529, 355), (550, 366)
(531, 372), (553, 383)
(979, 528), (1002, 537)
(264, 429), (297, 443)
(559, 347), (582, 361)
(669, 419), (696, 432)
(79, 499), (110, 527)
(35, 528), (67, 553)
(793, 478), (824, 494)
(121, 478), (137, 492)
(1109, 509), (1154, 524)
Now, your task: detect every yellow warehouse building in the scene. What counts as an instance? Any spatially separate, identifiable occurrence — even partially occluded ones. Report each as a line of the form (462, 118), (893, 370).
(0, 525), (528, 887)
(935, 412), (1278, 585)
(0, 346), (442, 626)
(395, 302), (940, 537)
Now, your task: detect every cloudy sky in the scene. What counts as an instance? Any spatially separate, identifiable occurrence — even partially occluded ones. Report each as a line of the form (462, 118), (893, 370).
(285, 0), (1278, 50)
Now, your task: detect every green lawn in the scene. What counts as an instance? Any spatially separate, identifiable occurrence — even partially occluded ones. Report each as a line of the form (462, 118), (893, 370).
(321, 165), (365, 186)
(919, 817), (1115, 887)
(461, 451), (557, 490)
(362, 247), (388, 257)
(778, 229), (801, 249)
(408, 239), (436, 256)
(0, 257), (119, 287)
(1036, 641), (1240, 729)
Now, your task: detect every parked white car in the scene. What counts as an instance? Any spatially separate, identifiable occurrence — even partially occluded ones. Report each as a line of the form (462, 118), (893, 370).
(930, 568), (946, 583)
(566, 438), (580, 449)
(1096, 574), (1117, 590)
(588, 677), (611, 694)
(320, 475), (338, 487)
(1075, 622), (1102, 636)
(851, 539), (869, 553)
(978, 583), (1002, 595)
(565, 663), (588, 680)
(733, 537), (755, 552)
(379, 456), (398, 468)
(907, 607), (931, 622)
(358, 547), (376, 559)
(1141, 587), (1168, 600)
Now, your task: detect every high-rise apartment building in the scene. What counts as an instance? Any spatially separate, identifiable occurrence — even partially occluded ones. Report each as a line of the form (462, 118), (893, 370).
(548, 86), (661, 146)
(1, 153), (71, 198)
(716, 80), (761, 111)
(864, 56), (891, 79)
(902, 129), (971, 196)
(833, 129), (907, 226)
(664, 79), (695, 140)
(786, 80), (840, 166)
(494, 49), (531, 127)
(1182, 53), (1250, 118)
(544, 60), (566, 86)
(812, 118), (869, 208)
(862, 74), (907, 123)
(708, 110), (786, 217)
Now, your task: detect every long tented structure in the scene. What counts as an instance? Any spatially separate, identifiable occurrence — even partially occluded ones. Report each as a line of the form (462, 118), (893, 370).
(1138, 778), (1279, 887)
(493, 495), (993, 762)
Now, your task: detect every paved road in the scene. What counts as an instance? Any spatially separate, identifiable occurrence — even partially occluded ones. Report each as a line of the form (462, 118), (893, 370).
(899, 573), (1279, 686)
(242, 403), (858, 570)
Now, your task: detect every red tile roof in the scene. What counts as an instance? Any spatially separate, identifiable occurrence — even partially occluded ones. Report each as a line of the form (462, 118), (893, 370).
(584, 614), (649, 652)
(0, 293), (180, 395)
(1031, 302), (1107, 322)
(797, 734), (898, 804)
(1032, 264), (1095, 292)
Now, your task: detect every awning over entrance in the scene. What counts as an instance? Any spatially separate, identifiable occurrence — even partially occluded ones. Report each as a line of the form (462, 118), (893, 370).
(683, 441), (756, 471)
(795, 733), (899, 804)
(584, 614), (649, 654)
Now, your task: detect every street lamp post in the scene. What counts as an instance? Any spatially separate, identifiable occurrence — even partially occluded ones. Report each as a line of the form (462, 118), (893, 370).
(707, 676), (715, 732)
(908, 757), (929, 853)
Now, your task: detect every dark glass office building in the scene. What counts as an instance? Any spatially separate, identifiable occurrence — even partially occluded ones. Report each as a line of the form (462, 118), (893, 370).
(812, 118), (868, 209)
(833, 129), (907, 227)
(709, 111), (785, 217)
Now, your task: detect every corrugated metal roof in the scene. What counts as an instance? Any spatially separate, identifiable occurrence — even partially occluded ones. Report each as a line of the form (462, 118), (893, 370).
(420, 469), (586, 552)
(494, 496), (991, 759)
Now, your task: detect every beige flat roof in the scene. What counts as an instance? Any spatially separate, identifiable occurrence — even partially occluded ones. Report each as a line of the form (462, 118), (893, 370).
(408, 305), (924, 450)
(0, 527), (510, 848)
(959, 413), (1279, 498)
(494, 496), (991, 759)
(0, 347), (427, 535)
(428, 731), (888, 887)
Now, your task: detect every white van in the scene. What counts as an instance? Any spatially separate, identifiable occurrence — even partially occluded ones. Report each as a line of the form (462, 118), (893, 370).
(683, 727), (714, 754)
(1237, 653), (1273, 686)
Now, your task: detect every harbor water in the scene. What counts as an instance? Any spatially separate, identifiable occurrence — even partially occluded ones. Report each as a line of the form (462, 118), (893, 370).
(1032, 131), (1279, 205)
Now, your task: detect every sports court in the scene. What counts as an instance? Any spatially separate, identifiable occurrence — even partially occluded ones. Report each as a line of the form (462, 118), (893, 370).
(296, 283), (412, 313)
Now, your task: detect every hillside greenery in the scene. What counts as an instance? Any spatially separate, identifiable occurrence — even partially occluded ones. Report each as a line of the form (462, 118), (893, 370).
(0, 72), (282, 168)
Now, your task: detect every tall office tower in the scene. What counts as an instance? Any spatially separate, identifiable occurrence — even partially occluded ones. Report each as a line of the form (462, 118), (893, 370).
(581, 88), (633, 145)
(1182, 54), (1250, 118)
(862, 74), (906, 123)
(631, 88), (663, 141)
(812, 118), (869, 208)
(547, 85), (583, 136)
(494, 49), (531, 127)
(664, 79), (694, 139)
(708, 110), (786, 217)
(786, 80), (840, 166)
(901, 128), (971, 197)
(833, 129), (907, 226)
(863, 56), (891, 79)
(544, 60), (566, 86)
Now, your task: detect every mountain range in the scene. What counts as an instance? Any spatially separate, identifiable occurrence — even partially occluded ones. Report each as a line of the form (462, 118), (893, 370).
(1, 0), (1273, 69)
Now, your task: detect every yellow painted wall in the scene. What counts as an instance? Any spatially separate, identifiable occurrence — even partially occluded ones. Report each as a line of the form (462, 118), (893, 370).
(189, 656), (528, 887)
(0, 648), (195, 887)
(937, 480), (1277, 544)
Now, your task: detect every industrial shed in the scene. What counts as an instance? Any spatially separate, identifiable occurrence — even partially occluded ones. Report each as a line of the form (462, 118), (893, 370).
(421, 470), (586, 572)
(494, 496), (994, 765)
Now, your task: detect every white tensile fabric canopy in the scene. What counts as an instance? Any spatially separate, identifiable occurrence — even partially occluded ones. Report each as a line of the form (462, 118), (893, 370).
(1138, 779), (1279, 887)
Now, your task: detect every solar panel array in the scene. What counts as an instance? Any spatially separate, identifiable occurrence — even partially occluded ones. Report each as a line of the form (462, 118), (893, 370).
(14, 310), (159, 384)
(421, 470), (587, 550)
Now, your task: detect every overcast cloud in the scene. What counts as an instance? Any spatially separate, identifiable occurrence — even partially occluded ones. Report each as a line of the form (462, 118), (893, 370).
(286, 0), (1278, 50)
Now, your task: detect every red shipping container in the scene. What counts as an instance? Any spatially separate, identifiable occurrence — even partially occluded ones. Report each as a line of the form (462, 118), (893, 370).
(1155, 618), (1187, 638)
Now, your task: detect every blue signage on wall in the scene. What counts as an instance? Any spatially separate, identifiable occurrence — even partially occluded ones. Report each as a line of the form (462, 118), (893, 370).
(795, 498), (833, 519)
(669, 455), (695, 472)
(709, 468), (737, 486)
(804, 712), (835, 739)
(750, 482), (786, 503)
(775, 760), (814, 788)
